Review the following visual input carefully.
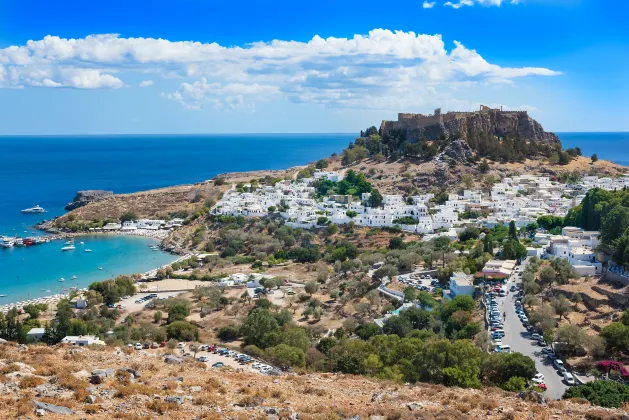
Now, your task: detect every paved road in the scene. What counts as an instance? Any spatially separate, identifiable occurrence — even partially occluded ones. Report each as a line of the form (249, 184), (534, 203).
(499, 263), (568, 400)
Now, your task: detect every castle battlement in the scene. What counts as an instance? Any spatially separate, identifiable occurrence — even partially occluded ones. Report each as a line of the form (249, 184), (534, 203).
(390, 106), (527, 129)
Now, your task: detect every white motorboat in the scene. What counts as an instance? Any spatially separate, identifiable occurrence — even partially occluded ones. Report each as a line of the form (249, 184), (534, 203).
(59, 278), (65, 282)
(99, 267), (103, 270)
(0, 294), (7, 298)
(79, 241), (84, 245)
(85, 248), (93, 253)
(21, 205), (46, 214)
(65, 239), (75, 245)
(61, 245), (76, 251)
(71, 275), (77, 280)
(0, 237), (15, 248)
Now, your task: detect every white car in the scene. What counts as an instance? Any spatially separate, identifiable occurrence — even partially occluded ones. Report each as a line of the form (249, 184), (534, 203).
(197, 356), (209, 362)
(554, 359), (566, 372)
(532, 373), (545, 383)
(177, 342), (186, 349)
(134, 343), (142, 350)
(564, 372), (576, 385)
(520, 316), (529, 323)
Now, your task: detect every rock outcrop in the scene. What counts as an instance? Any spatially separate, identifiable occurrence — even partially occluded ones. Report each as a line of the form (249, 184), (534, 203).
(442, 139), (474, 163)
(64, 190), (113, 210)
(380, 106), (560, 145)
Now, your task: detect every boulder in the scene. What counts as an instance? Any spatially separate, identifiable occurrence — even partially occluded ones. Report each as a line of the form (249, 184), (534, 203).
(164, 355), (182, 364)
(119, 368), (141, 378)
(34, 401), (74, 415)
(517, 390), (547, 404)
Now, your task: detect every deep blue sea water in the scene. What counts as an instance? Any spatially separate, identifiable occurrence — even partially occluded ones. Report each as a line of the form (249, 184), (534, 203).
(0, 134), (354, 303)
(557, 132), (629, 167)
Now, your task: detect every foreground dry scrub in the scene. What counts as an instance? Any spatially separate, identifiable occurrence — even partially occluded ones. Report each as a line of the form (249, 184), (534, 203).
(0, 343), (626, 419)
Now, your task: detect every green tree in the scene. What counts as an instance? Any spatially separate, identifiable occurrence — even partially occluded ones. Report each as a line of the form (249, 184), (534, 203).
(153, 310), (162, 324)
(368, 190), (383, 208)
(591, 153), (598, 163)
(241, 308), (280, 348)
(552, 296), (573, 321)
(601, 322), (629, 355)
(508, 221), (517, 240)
(305, 281), (319, 296)
(265, 344), (305, 369)
(165, 321), (199, 341)
(167, 300), (191, 323)
(120, 211), (138, 223)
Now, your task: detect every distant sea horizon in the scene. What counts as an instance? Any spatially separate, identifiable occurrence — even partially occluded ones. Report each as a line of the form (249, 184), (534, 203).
(0, 131), (627, 304)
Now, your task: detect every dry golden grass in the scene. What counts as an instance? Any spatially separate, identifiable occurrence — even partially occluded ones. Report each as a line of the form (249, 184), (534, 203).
(19, 375), (46, 389)
(146, 400), (180, 414)
(114, 383), (155, 398)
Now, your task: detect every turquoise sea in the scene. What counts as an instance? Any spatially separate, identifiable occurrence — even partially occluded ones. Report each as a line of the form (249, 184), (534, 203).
(0, 132), (625, 304)
(0, 134), (353, 304)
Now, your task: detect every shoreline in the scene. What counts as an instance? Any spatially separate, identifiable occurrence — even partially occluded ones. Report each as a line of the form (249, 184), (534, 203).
(1, 230), (184, 311)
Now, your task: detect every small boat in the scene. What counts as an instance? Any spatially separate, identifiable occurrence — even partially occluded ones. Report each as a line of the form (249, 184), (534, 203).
(99, 267), (103, 270)
(0, 237), (15, 248)
(0, 294), (7, 298)
(61, 245), (76, 251)
(85, 249), (92, 253)
(71, 275), (77, 280)
(79, 241), (84, 245)
(59, 278), (65, 282)
(65, 239), (75, 245)
(21, 205), (46, 214)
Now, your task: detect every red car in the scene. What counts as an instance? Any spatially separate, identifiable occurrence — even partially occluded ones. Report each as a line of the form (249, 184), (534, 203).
(537, 383), (547, 391)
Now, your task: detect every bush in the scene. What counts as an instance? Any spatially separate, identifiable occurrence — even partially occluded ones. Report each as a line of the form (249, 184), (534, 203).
(217, 325), (240, 341)
(563, 380), (629, 408)
(165, 321), (199, 341)
(501, 376), (526, 392)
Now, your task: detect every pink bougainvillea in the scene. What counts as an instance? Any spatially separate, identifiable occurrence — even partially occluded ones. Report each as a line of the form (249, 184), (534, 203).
(598, 360), (629, 377)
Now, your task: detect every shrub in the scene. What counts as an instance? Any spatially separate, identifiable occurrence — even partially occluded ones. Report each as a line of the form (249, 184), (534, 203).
(563, 380), (629, 408)
(165, 321), (199, 341)
(19, 375), (46, 389)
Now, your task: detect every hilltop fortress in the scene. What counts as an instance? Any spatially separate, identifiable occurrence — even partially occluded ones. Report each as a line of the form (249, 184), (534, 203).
(380, 105), (560, 145)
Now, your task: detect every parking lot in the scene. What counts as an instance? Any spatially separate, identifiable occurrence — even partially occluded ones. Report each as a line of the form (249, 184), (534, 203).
(174, 344), (280, 375)
(116, 291), (183, 314)
(397, 272), (439, 293)
(485, 259), (569, 399)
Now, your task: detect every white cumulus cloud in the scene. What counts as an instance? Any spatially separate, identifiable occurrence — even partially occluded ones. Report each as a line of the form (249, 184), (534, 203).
(423, 1), (436, 8)
(0, 29), (558, 110)
(139, 80), (154, 87)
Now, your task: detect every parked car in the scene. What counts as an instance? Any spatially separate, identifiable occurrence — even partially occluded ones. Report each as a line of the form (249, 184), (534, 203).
(564, 372), (576, 385)
(538, 339), (547, 346)
(547, 352), (557, 361)
(211, 362), (224, 368)
(554, 359), (566, 373)
(177, 342), (186, 349)
(134, 343), (142, 350)
(531, 333), (541, 340)
(197, 356), (209, 362)
(541, 346), (552, 354)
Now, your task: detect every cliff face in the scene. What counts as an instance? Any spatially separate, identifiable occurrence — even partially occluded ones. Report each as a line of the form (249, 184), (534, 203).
(65, 190), (113, 210)
(381, 109), (560, 146)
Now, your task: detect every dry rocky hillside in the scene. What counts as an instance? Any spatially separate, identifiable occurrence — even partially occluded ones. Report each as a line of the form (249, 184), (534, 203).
(1, 343), (628, 419)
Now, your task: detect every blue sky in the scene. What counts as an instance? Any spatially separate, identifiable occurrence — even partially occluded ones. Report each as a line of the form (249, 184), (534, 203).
(0, 0), (626, 134)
